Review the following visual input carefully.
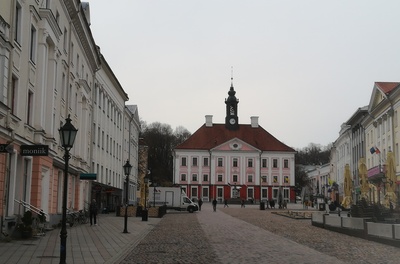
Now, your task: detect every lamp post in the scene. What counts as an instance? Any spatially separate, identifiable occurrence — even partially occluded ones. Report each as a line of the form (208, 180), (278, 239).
(153, 183), (156, 207)
(144, 177), (149, 209)
(59, 115), (78, 264)
(142, 176), (149, 221)
(123, 160), (132, 233)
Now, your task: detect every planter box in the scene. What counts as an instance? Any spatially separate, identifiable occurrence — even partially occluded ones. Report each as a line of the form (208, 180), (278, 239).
(367, 222), (393, 239)
(342, 217), (365, 230)
(324, 215), (342, 227)
(312, 212), (324, 223)
(120, 206), (136, 217)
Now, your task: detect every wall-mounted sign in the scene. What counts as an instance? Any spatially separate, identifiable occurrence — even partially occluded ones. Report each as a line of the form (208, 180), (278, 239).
(80, 173), (97, 180)
(0, 144), (13, 153)
(20, 145), (49, 156)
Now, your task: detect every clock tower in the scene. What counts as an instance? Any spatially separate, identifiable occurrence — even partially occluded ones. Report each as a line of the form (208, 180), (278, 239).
(225, 81), (239, 130)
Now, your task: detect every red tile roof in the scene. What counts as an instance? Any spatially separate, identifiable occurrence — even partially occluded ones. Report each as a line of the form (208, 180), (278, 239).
(175, 124), (295, 152)
(375, 82), (400, 95)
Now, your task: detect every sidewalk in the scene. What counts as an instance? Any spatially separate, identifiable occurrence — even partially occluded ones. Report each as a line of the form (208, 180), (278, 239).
(0, 213), (161, 264)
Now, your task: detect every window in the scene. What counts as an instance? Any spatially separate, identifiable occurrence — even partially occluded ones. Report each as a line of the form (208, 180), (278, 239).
(284, 176), (289, 183)
(181, 174), (186, 181)
(273, 159), (278, 168)
(273, 176), (278, 183)
(27, 91), (33, 125)
(11, 76), (18, 114)
(247, 175), (253, 182)
(30, 25), (37, 62)
(191, 187), (198, 197)
(284, 159), (289, 168)
(217, 174), (223, 181)
(14, 4), (22, 43)
(261, 188), (268, 200)
(192, 157), (198, 166)
(217, 158), (223, 167)
(181, 157), (187, 166)
(192, 174), (198, 181)
(247, 188), (254, 199)
(203, 174), (208, 182)
(248, 159), (253, 168)
(203, 157), (209, 166)
(233, 158), (238, 167)
(63, 28), (67, 52)
(262, 158), (267, 168)
(261, 176), (267, 183)
(202, 187), (209, 198)
(233, 175), (238, 182)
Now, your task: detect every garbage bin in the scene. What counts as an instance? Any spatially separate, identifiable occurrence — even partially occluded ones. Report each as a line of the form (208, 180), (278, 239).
(318, 203), (326, 211)
(260, 202), (265, 210)
(142, 209), (148, 221)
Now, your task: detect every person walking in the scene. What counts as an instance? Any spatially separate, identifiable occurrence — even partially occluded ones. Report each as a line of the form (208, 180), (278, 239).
(241, 199), (245, 208)
(224, 199), (229, 208)
(198, 198), (203, 211)
(89, 199), (98, 226)
(212, 198), (217, 212)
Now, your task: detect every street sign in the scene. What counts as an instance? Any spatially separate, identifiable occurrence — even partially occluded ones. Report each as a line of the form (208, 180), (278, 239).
(20, 145), (49, 156)
(80, 173), (97, 180)
(0, 144), (13, 153)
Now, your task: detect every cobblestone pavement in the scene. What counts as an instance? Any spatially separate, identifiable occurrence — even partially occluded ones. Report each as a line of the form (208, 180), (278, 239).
(120, 211), (218, 264)
(221, 205), (400, 264)
(121, 203), (400, 264)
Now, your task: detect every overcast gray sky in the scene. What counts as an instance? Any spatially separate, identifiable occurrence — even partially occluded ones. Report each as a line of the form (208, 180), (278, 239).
(88, 0), (400, 149)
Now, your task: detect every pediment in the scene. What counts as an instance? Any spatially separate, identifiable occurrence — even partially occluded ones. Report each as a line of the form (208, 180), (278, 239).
(211, 138), (260, 152)
(368, 84), (386, 112)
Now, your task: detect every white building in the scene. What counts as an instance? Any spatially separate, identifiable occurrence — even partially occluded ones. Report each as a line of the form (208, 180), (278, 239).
(0, 0), (139, 232)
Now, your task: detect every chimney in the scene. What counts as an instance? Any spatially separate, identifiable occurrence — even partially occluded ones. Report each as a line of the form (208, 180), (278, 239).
(205, 115), (213, 127)
(251, 116), (259, 128)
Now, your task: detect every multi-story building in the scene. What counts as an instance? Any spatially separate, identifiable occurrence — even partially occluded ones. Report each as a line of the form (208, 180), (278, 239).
(346, 106), (367, 202)
(332, 123), (352, 202)
(0, 1), (139, 234)
(173, 83), (296, 204)
(363, 82), (400, 205)
(329, 82), (400, 207)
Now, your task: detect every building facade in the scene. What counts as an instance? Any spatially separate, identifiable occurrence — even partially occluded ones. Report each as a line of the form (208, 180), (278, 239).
(0, 0), (139, 235)
(327, 82), (400, 207)
(173, 84), (296, 204)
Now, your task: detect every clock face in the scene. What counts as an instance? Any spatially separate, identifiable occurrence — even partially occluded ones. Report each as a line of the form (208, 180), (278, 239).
(230, 118), (236, 125)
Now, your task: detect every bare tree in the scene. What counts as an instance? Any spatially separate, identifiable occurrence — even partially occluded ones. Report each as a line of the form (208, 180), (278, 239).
(140, 122), (191, 185)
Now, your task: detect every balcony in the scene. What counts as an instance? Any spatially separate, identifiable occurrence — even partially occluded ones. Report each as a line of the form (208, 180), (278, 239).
(367, 165), (386, 183)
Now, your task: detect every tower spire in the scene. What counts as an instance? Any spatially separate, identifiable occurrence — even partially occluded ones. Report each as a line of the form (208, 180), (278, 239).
(225, 68), (239, 130)
(231, 66), (234, 87)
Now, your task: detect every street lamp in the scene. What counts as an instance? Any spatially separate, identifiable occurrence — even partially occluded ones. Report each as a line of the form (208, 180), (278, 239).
(123, 160), (132, 233)
(59, 115), (78, 264)
(142, 176), (149, 221)
(144, 176), (149, 209)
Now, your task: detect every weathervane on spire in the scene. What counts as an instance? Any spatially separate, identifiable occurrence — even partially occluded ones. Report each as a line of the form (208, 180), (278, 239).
(231, 66), (234, 86)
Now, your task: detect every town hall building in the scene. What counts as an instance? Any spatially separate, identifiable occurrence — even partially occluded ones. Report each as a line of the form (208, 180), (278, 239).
(173, 82), (296, 204)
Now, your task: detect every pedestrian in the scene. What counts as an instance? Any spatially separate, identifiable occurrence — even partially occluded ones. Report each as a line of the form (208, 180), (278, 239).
(212, 198), (217, 212)
(224, 199), (229, 208)
(89, 199), (98, 226)
(198, 198), (203, 211)
(241, 199), (245, 208)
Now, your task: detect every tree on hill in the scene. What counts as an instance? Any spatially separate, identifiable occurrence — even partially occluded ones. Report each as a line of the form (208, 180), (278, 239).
(140, 122), (191, 186)
(294, 143), (332, 193)
(295, 143), (332, 165)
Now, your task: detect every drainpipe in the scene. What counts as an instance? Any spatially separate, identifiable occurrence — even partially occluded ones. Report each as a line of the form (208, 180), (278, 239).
(259, 151), (262, 204)
(209, 150), (212, 200)
(2, 0), (16, 235)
